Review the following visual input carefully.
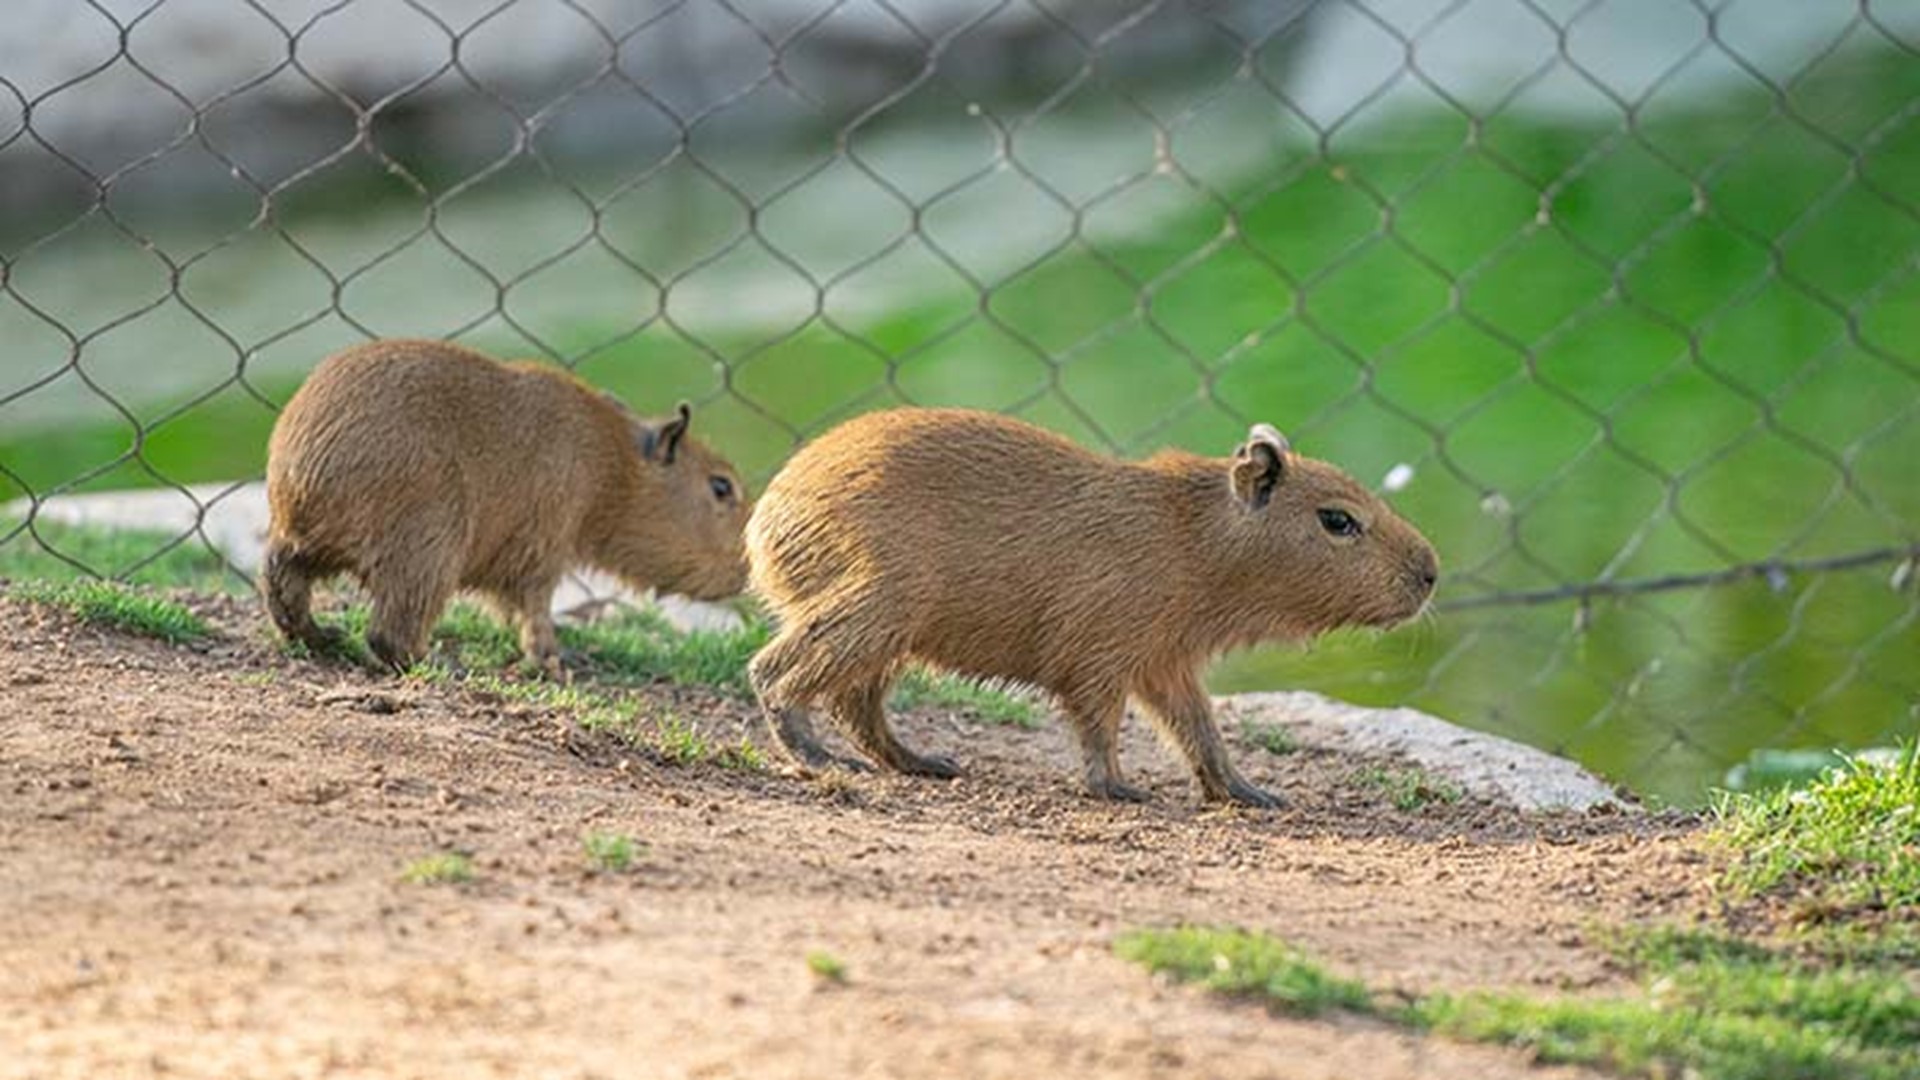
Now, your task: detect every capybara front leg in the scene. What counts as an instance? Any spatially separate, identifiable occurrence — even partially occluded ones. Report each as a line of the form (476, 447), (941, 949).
(1135, 667), (1283, 808)
(1060, 684), (1149, 802)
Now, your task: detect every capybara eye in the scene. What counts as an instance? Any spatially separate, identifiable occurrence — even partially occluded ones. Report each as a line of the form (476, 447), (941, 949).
(710, 475), (735, 501)
(1317, 508), (1361, 537)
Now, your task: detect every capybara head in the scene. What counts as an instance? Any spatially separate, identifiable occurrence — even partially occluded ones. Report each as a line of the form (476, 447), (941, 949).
(617, 401), (752, 602)
(1220, 424), (1438, 635)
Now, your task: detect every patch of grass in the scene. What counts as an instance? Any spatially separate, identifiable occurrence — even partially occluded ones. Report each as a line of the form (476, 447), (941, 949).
(651, 714), (716, 766)
(421, 665), (644, 735)
(1414, 927), (1920, 1080)
(649, 714), (766, 772)
(1118, 925), (1920, 1080)
(1113, 926), (1373, 1017)
(9, 578), (209, 643)
(400, 851), (474, 886)
(562, 608), (769, 694)
(0, 518), (243, 593)
(712, 737), (768, 772)
(582, 831), (639, 873)
(805, 950), (848, 984)
(1239, 720), (1298, 756)
(1709, 742), (1920, 958)
(890, 667), (1043, 729)
(433, 601), (523, 671)
(1354, 764), (1466, 811)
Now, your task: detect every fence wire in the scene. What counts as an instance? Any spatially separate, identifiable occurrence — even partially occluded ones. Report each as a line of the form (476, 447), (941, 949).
(1, 0), (1916, 798)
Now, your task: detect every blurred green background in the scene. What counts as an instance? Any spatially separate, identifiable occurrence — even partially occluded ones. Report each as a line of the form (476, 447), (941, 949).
(3, 13), (1916, 803)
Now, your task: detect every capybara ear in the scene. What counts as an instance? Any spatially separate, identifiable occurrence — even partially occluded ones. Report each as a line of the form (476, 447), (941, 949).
(640, 402), (693, 465)
(1231, 424), (1288, 510)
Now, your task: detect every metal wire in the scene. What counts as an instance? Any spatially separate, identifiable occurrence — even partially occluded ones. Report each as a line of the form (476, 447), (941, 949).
(1, 0), (1915, 795)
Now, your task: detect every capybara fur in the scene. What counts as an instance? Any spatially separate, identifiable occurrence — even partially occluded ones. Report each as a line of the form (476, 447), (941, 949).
(745, 408), (1438, 806)
(264, 339), (750, 672)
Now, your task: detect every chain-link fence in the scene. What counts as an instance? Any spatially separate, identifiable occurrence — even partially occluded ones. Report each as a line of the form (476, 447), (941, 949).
(2, 0), (1916, 800)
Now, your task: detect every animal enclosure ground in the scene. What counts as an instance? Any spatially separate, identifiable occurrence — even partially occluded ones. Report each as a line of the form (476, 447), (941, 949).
(2, 595), (1706, 1080)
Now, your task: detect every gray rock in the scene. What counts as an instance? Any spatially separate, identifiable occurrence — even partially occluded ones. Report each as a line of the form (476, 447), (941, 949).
(1218, 691), (1626, 813)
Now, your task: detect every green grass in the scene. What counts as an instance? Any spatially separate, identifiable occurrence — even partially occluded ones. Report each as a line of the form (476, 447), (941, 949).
(1709, 743), (1920, 958)
(1119, 925), (1920, 1080)
(415, 664), (645, 736)
(0, 519), (242, 593)
(890, 668), (1044, 729)
(1122, 748), (1920, 1079)
(650, 713), (766, 772)
(400, 851), (474, 886)
(1114, 926), (1374, 1017)
(805, 950), (848, 984)
(582, 831), (639, 873)
(9, 578), (209, 643)
(1354, 764), (1466, 811)
(562, 608), (769, 694)
(1413, 928), (1920, 1080)
(1239, 720), (1298, 757)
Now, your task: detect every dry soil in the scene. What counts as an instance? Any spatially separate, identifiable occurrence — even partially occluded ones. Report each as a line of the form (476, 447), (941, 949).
(0, 595), (1707, 1080)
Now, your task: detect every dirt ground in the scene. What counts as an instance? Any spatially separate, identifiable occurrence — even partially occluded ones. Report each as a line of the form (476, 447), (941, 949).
(0, 595), (1707, 1080)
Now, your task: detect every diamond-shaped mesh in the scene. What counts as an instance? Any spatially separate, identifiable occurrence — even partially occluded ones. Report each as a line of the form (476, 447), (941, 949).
(2, 0), (1916, 801)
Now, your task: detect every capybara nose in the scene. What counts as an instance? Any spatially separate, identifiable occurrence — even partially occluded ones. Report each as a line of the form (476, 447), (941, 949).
(1412, 549), (1439, 594)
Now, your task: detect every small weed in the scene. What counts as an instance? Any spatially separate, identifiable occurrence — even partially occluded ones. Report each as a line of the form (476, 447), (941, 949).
(1118, 924), (1920, 1080)
(1709, 741), (1920, 957)
(233, 670), (278, 687)
(1239, 720), (1298, 756)
(1354, 764), (1464, 811)
(891, 667), (1042, 728)
(1114, 926), (1372, 1017)
(583, 831), (639, 873)
(805, 950), (848, 984)
(10, 579), (208, 643)
(400, 851), (474, 886)
(651, 714), (715, 766)
(437, 667), (643, 736)
(713, 737), (768, 772)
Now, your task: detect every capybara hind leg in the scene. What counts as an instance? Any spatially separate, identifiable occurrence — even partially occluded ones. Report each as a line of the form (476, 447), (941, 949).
(490, 579), (562, 676)
(1135, 667), (1282, 808)
(365, 569), (453, 675)
(832, 679), (959, 779)
(1061, 685), (1148, 802)
(749, 622), (878, 773)
(262, 541), (344, 654)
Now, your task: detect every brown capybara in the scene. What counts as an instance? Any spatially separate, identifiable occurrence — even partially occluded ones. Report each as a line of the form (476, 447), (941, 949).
(263, 339), (751, 672)
(745, 408), (1438, 807)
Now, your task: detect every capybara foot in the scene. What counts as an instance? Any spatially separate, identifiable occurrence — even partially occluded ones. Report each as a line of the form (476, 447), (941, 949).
(1087, 776), (1152, 803)
(895, 750), (961, 779)
(366, 632), (421, 676)
(766, 707), (871, 774)
(1213, 778), (1285, 809)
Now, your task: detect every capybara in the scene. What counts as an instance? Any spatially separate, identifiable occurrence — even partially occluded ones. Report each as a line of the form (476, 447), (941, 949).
(263, 339), (750, 672)
(745, 408), (1437, 807)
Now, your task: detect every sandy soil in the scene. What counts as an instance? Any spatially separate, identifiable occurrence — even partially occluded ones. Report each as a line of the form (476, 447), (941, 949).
(0, 594), (1706, 1080)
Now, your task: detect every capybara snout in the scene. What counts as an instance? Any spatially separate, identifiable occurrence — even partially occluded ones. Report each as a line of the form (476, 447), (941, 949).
(745, 408), (1437, 807)
(263, 339), (751, 672)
